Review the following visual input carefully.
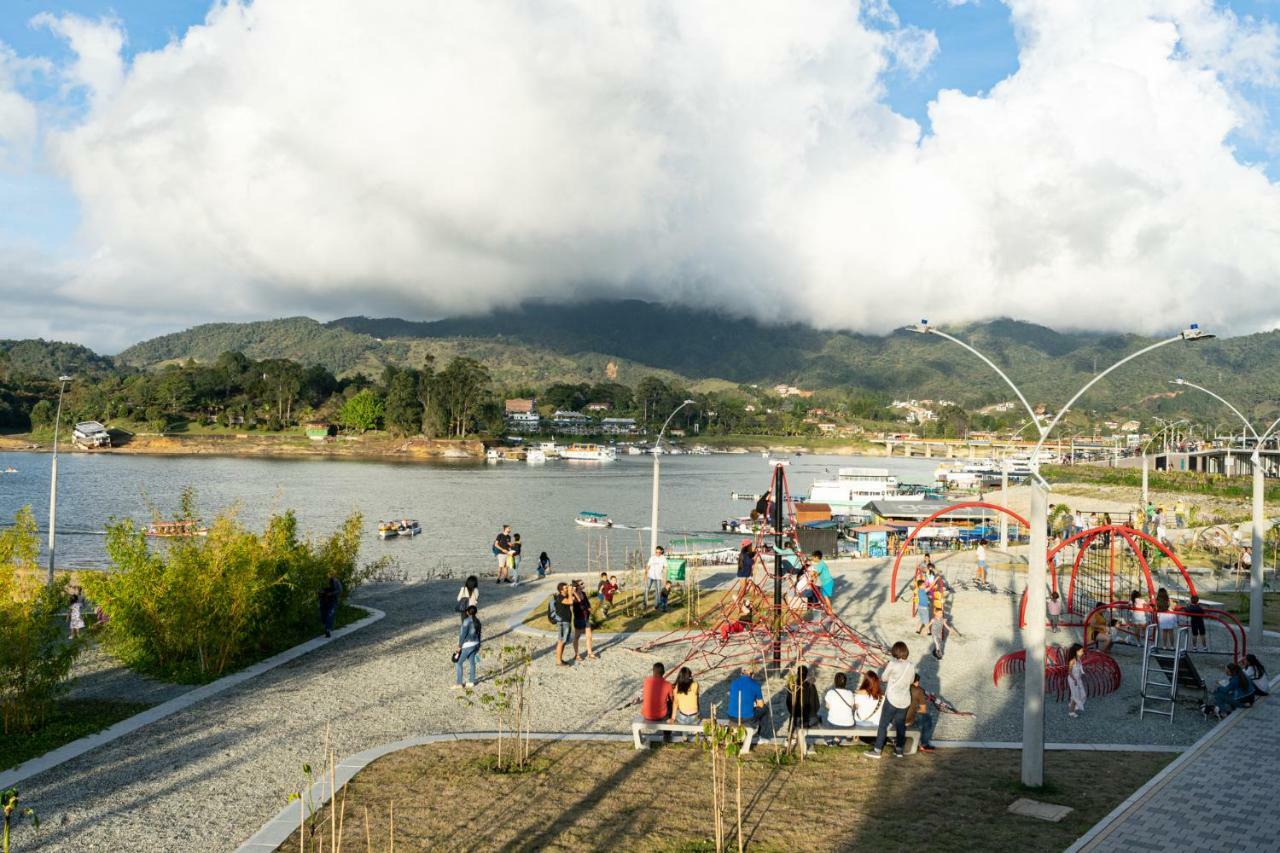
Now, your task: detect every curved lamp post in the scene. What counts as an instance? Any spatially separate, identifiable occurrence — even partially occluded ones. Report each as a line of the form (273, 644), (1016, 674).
(908, 320), (1213, 787)
(48, 375), (72, 584)
(649, 400), (697, 555)
(1171, 377), (1279, 648)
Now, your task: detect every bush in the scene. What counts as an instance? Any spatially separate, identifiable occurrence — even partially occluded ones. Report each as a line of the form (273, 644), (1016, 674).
(0, 508), (82, 734)
(84, 498), (364, 683)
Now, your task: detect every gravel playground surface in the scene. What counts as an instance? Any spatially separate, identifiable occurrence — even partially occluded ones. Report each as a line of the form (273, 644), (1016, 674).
(12, 558), (1277, 851)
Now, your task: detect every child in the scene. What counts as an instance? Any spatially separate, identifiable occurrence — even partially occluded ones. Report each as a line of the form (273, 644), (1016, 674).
(602, 574), (619, 614)
(1047, 591), (1062, 633)
(596, 572), (610, 607)
(914, 580), (930, 635)
(509, 533), (522, 586)
(68, 593), (85, 639)
(537, 551), (551, 578)
(928, 608), (949, 660)
(1184, 594), (1207, 650)
(657, 580), (673, 613)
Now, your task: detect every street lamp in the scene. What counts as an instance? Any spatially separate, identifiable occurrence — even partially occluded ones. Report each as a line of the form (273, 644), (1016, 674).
(48, 375), (72, 584)
(649, 399), (697, 555)
(909, 321), (1212, 787)
(1170, 377), (1278, 649)
(1140, 419), (1188, 508)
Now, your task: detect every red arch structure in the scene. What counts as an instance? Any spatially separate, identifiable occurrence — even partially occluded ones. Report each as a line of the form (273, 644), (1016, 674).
(888, 501), (1032, 604)
(1017, 524), (1199, 628)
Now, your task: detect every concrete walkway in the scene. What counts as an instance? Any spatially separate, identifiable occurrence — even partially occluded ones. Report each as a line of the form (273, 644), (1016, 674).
(1069, 684), (1280, 852)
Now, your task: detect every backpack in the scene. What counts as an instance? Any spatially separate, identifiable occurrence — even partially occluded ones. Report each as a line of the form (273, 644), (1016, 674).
(547, 598), (560, 624)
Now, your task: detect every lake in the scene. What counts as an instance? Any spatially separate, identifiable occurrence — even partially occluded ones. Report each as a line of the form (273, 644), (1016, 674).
(0, 451), (939, 577)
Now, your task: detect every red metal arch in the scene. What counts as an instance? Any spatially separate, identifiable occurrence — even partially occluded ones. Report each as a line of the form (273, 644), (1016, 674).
(888, 501), (1032, 604)
(1018, 524), (1198, 627)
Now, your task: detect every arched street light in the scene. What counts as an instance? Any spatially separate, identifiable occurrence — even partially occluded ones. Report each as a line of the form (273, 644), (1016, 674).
(907, 321), (1213, 787)
(1170, 377), (1279, 648)
(649, 400), (697, 556)
(1139, 419), (1188, 508)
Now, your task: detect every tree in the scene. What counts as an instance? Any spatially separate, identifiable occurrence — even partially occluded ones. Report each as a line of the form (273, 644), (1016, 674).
(384, 369), (422, 436)
(438, 358), (491, 437)
(339, 389), (384, 433)
(417, 355), (443, 439)
(28, 400), (53, 430)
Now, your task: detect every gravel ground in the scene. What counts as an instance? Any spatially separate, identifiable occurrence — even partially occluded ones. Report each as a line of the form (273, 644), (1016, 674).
(12, 558), (1277, 851)
(64, 645), (190, 706)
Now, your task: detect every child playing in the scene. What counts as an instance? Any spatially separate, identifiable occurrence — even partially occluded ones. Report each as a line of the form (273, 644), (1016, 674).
(657, 580), (673, 612)
(928, 608), (949, 660)
(601, 574), (619, 614)
(1048, 591), (1062, 633)
(68, 593), (85, 639)
(537, 551), (551, 578)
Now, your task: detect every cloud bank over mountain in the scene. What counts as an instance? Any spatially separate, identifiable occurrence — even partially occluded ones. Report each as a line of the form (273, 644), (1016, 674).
(3, 0), (1280, 350)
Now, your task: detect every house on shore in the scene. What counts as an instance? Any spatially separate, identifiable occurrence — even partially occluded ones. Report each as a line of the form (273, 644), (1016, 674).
(72, 421), (111, 448)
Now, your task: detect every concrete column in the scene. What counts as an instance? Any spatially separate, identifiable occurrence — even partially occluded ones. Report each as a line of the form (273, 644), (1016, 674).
(1022, 482), (1048, 788)
(999, 464), (1009, 551)
(1250, 454), (1265, 649)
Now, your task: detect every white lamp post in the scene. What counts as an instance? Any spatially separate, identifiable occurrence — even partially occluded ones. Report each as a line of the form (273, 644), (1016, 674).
(48, 375), (73, 584)
(1140, 419), (1188, 509)
(909, 320), (1212, 787)
(649, 400), (696, 555)
(1171, 378), (1278, 649)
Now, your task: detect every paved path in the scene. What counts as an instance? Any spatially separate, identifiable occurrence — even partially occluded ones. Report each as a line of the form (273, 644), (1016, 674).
(1070, 687), (1280, 852)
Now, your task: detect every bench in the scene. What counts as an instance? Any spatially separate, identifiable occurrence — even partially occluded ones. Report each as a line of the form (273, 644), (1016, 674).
(790, 720), (920, 754)
(631, 715), (757, 753)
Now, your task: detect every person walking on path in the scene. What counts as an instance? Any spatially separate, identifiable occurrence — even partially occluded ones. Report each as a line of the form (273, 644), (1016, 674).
(456, 575), (479, 621)
(452, 605), (482, 689)
(510, 533), (523, 585)
(1066, 643), (1087, 718)
(645, 546), (667, 608)
(866, 641), (915, 759)
(493, 525), (513, 583)
(318, 570), (342, 638)
(905, 673), (937, 753)
(550, 582), (573, 666)
(68, 593), (85, 639)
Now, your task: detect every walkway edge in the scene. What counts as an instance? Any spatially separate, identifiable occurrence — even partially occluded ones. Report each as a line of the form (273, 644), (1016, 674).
(1065, 671), (1280, 853)
(0, 605), (385, 791)
(237, 730), (1193, 852)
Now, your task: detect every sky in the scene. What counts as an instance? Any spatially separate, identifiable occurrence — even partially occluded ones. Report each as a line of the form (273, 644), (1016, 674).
(2, 1), (1280, 354)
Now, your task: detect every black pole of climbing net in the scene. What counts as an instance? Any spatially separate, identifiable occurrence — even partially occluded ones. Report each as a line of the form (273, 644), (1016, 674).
(771, 462), (784, 668)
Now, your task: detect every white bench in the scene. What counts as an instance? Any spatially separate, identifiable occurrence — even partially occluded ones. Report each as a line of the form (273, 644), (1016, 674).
(631, 715), (757, 753)
(791, 720), (920, 754)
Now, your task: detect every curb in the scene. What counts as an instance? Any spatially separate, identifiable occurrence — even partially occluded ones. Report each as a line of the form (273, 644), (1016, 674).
(0, 605), (385, 790)
(237, 728), (1196, 852)
(1065, 671), (1280, 853)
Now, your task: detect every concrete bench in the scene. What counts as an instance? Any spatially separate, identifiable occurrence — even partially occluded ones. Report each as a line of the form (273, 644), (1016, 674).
(791, 720), (920, 754)
(631, 716), (757, 753)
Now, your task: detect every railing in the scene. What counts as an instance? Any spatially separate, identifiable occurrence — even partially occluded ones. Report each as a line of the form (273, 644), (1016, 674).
(1079, 602), (1246, 662)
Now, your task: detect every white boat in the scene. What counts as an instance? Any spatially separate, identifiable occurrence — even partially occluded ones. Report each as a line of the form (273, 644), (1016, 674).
(807, 467), (924, 514)
(485, 448), (501, 463)
(526, 448), (547, 464)
(626, 445), (645, 455)
(561, 443), (617, 461)
(766, 457), (791, 467)
(575, 511), (613, 528)
(537, 441), (562, 458)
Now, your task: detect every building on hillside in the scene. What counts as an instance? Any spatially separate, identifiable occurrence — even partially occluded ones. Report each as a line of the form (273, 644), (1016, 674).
(773, 384), (813, 398)
(600, 417), (638, 434)
(552, 410), (591, 433)
(1120, 420), (1141, 433)
(585, 402), (612, 413)
(505, 398), (537, 414)
(72, 421), (111, 448)
(507, 411), (541, 432)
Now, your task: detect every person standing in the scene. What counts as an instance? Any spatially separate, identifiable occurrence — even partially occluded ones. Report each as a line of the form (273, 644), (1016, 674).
(737, 540), (755, 579)
(68, 593), (85, 639)
(318, 570), (343, 638)
(1047, 591), (1062, 633)
(928, 609), (949, 660)
(456, 575), (480, 622)
(810, 550), (834, 602)
(1184, 594), (1208, 650)
(493, 525), (513, 583)
(550, 582), (573, 665)
(645, 546), (667, 608)
(571, 580), (597, 660)
(452, 605), (482, 689)
(510, 533), (523, 586)
(905, 674), (937, 752)
(914, 579), (930, 635)
(974, 539), (988, 588)
(866, 641), (915, 759)
(1066, 643), (1087, 718)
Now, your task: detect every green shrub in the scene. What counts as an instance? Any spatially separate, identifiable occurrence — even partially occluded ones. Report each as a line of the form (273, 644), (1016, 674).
(84, 498), (364, 683)
(0, 508), (82, 734)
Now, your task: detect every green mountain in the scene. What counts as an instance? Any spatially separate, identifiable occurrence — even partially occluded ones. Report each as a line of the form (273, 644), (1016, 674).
(109, 301), (1280, 418)
(0, 339), (118, 381)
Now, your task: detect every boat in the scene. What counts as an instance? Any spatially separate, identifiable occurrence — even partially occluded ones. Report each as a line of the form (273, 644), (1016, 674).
(485, 448), (501, 463)
(690, 446), (712, 456)
(626, 444), (645, 455)
(146, 520), (208, 538)
(806, 467), (926, 515)
(378, 519), (421, 539)
(560, 443), (617, 462)
(537, 441), (562, 458)
(2, 467), (16, 474)
(526, 448), (547, 464)
(575, 510), (613, 528)
(765, 457), (791, 467)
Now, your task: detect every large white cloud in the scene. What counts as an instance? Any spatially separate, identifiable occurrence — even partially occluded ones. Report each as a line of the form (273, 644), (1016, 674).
(10, 0), (1280, 347)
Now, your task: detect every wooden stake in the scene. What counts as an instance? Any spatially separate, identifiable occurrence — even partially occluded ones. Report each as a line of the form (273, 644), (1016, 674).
(389, 801), (395, 853)
(329, 750), (337, 852)
(300, 794), (306, 853)
(363, 807), (371, 853)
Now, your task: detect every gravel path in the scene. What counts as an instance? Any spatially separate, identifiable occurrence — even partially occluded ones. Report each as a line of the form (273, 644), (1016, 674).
(13, 558), (1277, 851)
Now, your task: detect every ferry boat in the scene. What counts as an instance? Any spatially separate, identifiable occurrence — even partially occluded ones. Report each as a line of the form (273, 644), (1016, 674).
(575, 510), (613, 528)
(806, 467), (924, 515)
(526, 448), (547, 464)
(560, 443), (617, 462)
(537, 441), (562, 458)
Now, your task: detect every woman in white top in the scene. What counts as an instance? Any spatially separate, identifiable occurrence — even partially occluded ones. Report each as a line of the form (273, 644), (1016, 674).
(823, 672), (858, 728)
(456, 575), (479, 621)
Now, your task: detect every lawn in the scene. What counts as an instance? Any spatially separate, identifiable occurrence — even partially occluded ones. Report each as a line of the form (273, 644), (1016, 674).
(1219, 591), (1280, 630)
(523, 588), (736, 634)
(281, 740), (1171, 852)
(1, 699), (150, 771)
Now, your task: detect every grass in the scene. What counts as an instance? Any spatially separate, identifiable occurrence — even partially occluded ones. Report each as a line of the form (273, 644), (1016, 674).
(1, 698), (151, 771)
(523, 588), (736, 634)
(281, 740), (1172, 852)
(1219, 591), (1280, 630)
(1042, 464), (1280, 503)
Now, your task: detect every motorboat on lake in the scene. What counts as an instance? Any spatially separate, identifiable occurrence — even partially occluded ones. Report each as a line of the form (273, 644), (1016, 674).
(575, 510), (613, 528)
(146, 520), (208, 538)
(378, 519), (421, 539)
(561, 443), (617, 462)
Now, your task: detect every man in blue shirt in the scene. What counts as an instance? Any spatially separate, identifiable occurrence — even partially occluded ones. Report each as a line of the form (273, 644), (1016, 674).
(727, 667), (766, 725)
(811, 550), (834, 601)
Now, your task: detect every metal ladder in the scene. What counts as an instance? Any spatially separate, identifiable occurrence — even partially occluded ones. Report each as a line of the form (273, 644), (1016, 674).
(1140, 623), (1190, 722)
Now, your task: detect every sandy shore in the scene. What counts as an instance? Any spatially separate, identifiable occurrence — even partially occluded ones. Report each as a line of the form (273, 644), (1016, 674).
(0, 432), (486, 461)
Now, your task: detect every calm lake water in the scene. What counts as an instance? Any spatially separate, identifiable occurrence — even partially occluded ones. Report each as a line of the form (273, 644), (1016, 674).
(0, 450), (938, 577)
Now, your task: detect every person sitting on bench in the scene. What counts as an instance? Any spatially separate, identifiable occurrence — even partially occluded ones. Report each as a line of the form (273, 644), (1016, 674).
(822, 672), (858, 730)
(642, 662), (674, 723)
(727, 666), (766, 726)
